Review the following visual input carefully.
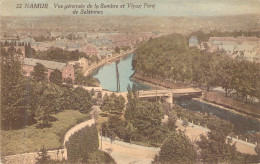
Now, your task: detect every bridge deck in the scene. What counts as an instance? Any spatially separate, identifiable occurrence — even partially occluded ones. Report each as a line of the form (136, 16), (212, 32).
(138, 88), (202, 98)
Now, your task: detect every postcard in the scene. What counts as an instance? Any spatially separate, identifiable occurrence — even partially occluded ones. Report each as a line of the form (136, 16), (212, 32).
(1, 0), (260, 163)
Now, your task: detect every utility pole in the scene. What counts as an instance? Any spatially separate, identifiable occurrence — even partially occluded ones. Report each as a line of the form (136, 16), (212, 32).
(116, 61), (120, 92)
(100, 124), (102, 150)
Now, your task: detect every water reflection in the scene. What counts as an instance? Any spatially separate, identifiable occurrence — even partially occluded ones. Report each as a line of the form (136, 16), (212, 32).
(93, 53), (151, 92)
(177, 98), (260, 134)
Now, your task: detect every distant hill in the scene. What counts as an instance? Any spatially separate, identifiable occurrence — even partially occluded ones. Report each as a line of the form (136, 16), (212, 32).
(1, 14), (260, 34)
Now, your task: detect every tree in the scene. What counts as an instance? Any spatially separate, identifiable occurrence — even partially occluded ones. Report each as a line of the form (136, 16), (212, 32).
(91, 88), (95, 96)
(197, 120), (242, 163)
(66, 125), (99, 163)
(71, 87), (93, 113)
(182, 119), (189, 132)
(167, 110), (177, 131)
(255, 143), (260, 162)
(133, 33), (260, 104)
(97, 91), (102, 99)
(115, 46), (120, 54)
(36, 84), (64, 126)
(36, 145), (50, 164)
(25, 43), (35, 58)
(101, 93), (125, 113)
(154, 132), (197, 163)
(1, 48), (31, 130)
(31, 63), (48, 82)
(49, 69), (63, 86)
(124, 91), (164, 145)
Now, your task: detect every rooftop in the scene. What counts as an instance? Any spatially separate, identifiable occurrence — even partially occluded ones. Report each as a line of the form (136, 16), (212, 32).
(23, 58), (66, 70)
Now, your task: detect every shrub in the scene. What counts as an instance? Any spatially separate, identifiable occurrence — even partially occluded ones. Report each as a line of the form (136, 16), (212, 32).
(88, 150), (116, 164)
(66, 125), (99, 162)
(156, 132), (197, 164)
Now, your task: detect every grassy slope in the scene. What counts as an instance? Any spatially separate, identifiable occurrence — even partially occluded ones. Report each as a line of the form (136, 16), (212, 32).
(1, 110), (90, 156)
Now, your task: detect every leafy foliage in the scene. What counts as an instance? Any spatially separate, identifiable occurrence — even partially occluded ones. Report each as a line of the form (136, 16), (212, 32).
(197, 120), (243, 163)
(101, 93), (125, 113)
(31, 63), (48, 82)
(100, 86), (173, 146)
(75, 70), (99, 87)
(27, 47), (99, 63)
(1, 47), (94, 129)
(36, 145), (50, 164)
(1, 47), (35, 130)
(115, 46), (120, 54)
(49, 69), (62, 86)
(87, 150), (116, 164)
(154, 132), (197, 164)
(133, 34), (260, 102)
(66, 125), (99, 162)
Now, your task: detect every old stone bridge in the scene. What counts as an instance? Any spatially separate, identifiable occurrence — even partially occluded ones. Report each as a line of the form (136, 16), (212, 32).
(137, 88), (202, 104)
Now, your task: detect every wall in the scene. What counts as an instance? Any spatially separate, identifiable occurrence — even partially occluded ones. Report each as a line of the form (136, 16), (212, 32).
(203, 91), (259, 118)
(2, 118), (95, 164)
(62, 64), (75, 81)
(2, 149), (67, 164)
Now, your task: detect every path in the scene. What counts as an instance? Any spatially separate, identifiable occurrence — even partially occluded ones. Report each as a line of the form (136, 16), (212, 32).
(176, 120), (257, 155)
(100, 136), (160, 164)
(63, 116), (95, 147)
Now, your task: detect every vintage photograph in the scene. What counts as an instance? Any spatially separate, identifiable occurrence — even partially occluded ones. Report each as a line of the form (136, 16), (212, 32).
(0, 0), (260, 163)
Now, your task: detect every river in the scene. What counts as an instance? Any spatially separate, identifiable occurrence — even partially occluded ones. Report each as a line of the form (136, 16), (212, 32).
(93, 53), (260, 134)
(176, 98), (260, 134)
(93, 53), (151, 92)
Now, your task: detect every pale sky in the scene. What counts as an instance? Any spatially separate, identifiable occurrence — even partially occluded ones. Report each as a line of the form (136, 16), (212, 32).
(0, 0), (260, 16)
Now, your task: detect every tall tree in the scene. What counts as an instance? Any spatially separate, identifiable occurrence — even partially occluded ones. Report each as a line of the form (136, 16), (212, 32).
(1, 48), (29, 130)
(31, 63), (48, 82)
(49, 69), (62, 86)
(197, 120), (243, 163)
(115, 46), (120, 54)
(154, 132), (197, 164)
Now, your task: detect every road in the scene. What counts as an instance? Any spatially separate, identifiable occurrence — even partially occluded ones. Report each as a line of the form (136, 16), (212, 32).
(176, 120), (257, 155)
(98, 120), (257, 164)
(100, 136), (159, 164)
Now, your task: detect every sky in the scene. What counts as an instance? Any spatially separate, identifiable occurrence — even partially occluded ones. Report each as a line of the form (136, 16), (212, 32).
(0, 0), (260, 16)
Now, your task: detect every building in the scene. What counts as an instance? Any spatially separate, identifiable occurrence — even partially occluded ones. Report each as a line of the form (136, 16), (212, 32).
(68, 57), (89, 70)
(22, 58), (75, 81)
(189, 36), (199, 47)
(209, 36), (260, 46)
(81, 44), (99, 56)
(206, 36), (260, 61)
(98, 50), (113, 59)
(19, 36), (36, 44)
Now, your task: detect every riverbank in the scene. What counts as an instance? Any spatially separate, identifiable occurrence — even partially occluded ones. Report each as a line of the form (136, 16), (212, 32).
(132, 72), (191, 89)
(84, 51), (134, 77)
(194, 98), (260, 122)
(203, 91), (260, 119)
(132, 72), (260, 120)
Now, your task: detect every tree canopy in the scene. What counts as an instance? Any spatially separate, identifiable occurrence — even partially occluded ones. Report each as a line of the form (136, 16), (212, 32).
(154, 132), (197, 164)
(133, 34), (260, 103)
(49, 69), (62, 86)
(1, 47), (94, 130)
(31, 63), (48, 82)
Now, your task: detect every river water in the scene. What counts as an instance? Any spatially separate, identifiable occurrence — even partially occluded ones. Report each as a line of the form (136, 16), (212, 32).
(93, 53), (260, 134)
(93, 53), (150, 92)
(176, 98), (260, 134)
